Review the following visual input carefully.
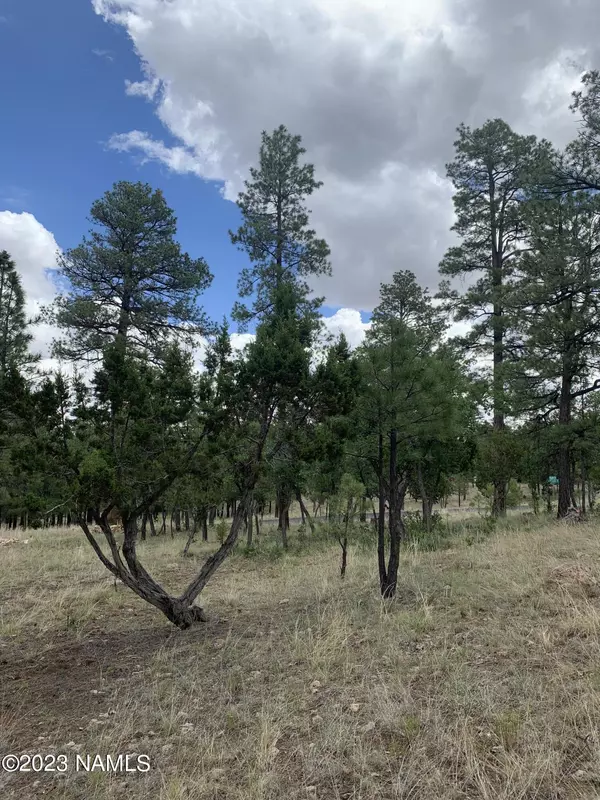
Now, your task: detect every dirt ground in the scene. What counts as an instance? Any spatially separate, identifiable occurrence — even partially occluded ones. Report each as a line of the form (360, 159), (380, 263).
(3, 517), (600, 799)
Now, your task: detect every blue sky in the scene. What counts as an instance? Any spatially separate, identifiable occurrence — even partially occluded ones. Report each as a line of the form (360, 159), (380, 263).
(0, 0), (588, 356)
(0, 0), (353, 331)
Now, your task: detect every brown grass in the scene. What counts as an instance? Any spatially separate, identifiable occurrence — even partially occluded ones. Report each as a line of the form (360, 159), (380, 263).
(2, 516), (600, 799)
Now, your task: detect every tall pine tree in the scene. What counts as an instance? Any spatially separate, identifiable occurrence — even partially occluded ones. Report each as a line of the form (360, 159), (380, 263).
(439, 120), (550, 516)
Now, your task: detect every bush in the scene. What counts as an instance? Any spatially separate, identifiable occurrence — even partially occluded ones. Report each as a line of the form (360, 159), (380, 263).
(404, 511), (451, 551)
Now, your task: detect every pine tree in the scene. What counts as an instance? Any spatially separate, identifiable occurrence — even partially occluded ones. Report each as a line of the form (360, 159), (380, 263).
(356, 271), (468, 597)
(513, 173), (600, 517)
(230, 125), (331, 327)
(439, 120), (550, 517)
(229, 124), (333, 547)
(49, 181), (213, 363)
(0, 250), (37, 384)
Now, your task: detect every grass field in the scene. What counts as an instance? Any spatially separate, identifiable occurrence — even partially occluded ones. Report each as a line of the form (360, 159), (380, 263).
(2, 514), (600, 799)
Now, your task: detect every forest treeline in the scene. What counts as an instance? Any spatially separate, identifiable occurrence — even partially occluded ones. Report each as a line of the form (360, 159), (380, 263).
(3, 72), (600, 626)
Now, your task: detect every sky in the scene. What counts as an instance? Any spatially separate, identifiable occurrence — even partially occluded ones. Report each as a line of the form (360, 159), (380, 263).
(1, 0), (598, 366)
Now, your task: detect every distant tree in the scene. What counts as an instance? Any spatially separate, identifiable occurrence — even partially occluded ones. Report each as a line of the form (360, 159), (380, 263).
(328, 473), (365, 578)
(0, 250), (38, 385)
(562, 71), (600, 192)
(438, 120), (550, 517)
(230, 124), (331, 327)
(512, 170), (600, 517)
(355, 271), (467, 598)
(230, 124), (336, 548)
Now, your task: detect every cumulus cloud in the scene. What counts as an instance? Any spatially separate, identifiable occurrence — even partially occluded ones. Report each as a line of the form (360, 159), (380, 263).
(93, 0), (597, 310)
(321, 308), (371, 350)
(0, 211), (61, 361)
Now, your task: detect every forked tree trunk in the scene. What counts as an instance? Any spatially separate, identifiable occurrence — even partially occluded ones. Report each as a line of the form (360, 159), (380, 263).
(182, 514), (197, 557)
(78, 404), (273, 629)
(80, 495), (253, 629)
(295, 490), (315, 534)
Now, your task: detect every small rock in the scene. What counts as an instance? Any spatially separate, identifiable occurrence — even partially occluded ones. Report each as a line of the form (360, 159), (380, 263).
(279, 599), (290, 605)
(310, 714), (323, 725)
(349, 703), (361, 713)
(147, 730), (157, 737)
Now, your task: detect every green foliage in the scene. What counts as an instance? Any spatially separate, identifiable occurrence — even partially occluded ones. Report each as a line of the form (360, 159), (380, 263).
(216, 518), (228, 545)
(48, 180), (213, 362)
(403, 511), (451, 551)
(230, 125), (331, 327)
(0, 250), (38, 385)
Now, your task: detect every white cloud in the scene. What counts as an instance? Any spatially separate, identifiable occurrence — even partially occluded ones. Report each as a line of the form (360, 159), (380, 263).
(0, 207), (369, 381)
(109, 130), (208, 177)
(94, 0), (599, 311)
(92, 48), (115, 62)
(0, 211), (61, 360)
(321, 308), (371, 350)
(0, 211), (59, 302)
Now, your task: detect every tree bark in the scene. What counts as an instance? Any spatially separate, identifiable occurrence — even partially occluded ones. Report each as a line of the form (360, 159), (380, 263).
(377, 431), (387, 594)
(382, 427), (407, 598)
(340, 538), (348, 578)
(557, 370), (573, 518)
(295, 489), (315, 534)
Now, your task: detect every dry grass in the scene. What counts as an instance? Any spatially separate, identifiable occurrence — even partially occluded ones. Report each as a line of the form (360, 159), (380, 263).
(2, 517), (600, 799)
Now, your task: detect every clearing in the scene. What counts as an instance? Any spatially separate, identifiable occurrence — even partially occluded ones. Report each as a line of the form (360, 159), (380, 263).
(2, 517), (600, 799)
